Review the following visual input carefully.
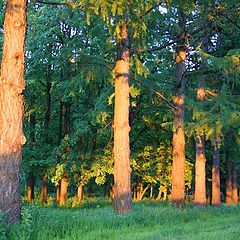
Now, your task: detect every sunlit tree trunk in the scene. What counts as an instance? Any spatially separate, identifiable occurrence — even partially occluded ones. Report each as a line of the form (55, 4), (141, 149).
(59, 173), (68, 206)
(194, 135), (206, 207)
(150, 185), (153, 199)
(194, 35), (207, 207)
(113, 17), (133, 213)
(225, 148), (233, 205)
(0, 0), (27, 223)
(41, 175), (47, 203)
(212, 146), (221, 206)
(171, 10), (187, 207)
(27, 172), (35, 201)
(77, 183), (84, 203)
(156, 185), (162, 201)
(231, 161), (238, 204)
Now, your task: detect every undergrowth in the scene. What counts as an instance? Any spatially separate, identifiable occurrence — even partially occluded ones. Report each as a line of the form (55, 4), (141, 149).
(1, 200), (239, 240)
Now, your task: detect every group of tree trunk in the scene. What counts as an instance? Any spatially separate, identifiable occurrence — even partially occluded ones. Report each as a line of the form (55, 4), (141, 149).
(0, 1), (239, 224)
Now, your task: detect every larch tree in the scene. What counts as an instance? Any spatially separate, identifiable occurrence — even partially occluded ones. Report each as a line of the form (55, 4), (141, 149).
(171, 9), (188, 207)
(0, 0), (27, 223)
(113, 14), (133, 213)
(194, 35), (208, 208)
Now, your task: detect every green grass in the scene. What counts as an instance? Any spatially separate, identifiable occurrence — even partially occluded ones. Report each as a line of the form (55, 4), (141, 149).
(2, 200), (240, 240)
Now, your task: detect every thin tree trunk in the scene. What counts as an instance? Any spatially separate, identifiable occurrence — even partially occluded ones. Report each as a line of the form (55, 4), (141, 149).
(231, 161), (238, 204)
(77, 183), (84, 203)
(194, 135), (206, 207)
(225, 149), (233, 205)
(59, 173), (68, 206)
(56, 180), (61, 202)
(44, 82), (51, 129)
(171, 10), (187, 207)
(150, 185), (153, 199)
(212, 146), (221, 206)
(27, 172), (35, 201)
(156, 186), (162, 201)
(41, 175), (47, 203)
(113, 17), (132, 213)
(0, 0), (27, 223)
(137, 182), (143, 200)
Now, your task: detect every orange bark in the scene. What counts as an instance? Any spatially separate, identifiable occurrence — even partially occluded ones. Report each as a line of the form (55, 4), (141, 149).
(113, 20), (132, 213)
(232, 161), (239, 204)
(0, 0), (27, 223)
(194, 135), (206, 207)
(77, 183), (84, 203)
(41, 175), (48, 203)
(171, 10), (187, 208)
(27, 172), (35, 201)
(59, 173), (68, 206)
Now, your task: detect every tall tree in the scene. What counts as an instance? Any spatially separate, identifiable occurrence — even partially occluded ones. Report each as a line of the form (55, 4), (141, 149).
(194, 35), (208, 208)
(113, 14), (133, 213)
(0, 0), (27, 223)
(171, 9), (187, 207)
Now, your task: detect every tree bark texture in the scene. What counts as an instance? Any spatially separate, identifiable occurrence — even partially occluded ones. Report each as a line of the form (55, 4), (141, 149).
(41, 175), (47, 203)
(27, 171), (35, 201)
(59, 173), (68, 206)
(113, 19), (133, 214)
(231, 161), (238, 204)
(194, 135), (206, 207)
(212, 147), (221, 206)
(0, 0), (27, 223)
(171, 10), (187, 207)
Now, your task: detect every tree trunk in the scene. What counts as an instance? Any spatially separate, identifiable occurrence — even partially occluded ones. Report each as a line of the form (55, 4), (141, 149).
(56, 180), (61, 202)
(150, 185), (153, 199)
(44, 82), (51, 129)
(156, 186), (162, 201)
(225, 149), (233, 205)
(171, 10), (187, 208)
(59, 173), (68, 207)
(194, 135), (206, 207)
(231, 161), (238, 204)
(27, 172), (35, 201)
(77, 183), (84, 203)
(212, 147), (221, 206)
(113, 18), (132, 213)
(137, 182), (143, 200)
(41, 175), (47, 203)
(0, 0), (27, 223)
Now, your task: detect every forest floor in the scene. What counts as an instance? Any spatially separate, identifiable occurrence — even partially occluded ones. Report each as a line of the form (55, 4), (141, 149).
(2, 200), (240, 240)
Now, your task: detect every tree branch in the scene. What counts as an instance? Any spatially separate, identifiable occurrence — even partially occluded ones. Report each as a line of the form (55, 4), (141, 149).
(132, 78), (177, 110)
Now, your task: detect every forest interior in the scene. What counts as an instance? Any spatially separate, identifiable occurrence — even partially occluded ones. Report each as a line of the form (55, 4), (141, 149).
(0, 0), (240, 239)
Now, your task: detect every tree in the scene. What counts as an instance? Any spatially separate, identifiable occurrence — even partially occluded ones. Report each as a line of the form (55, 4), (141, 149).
(171, 9), (187, 207)
(112, 15), (133, 213)
(0, 0), (27, 223)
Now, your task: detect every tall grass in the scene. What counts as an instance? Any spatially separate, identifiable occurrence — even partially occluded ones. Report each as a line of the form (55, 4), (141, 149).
(1, 200), (240, 240)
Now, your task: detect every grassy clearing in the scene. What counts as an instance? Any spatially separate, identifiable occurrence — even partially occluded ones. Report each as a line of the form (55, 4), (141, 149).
(1, 200), (240, 240)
